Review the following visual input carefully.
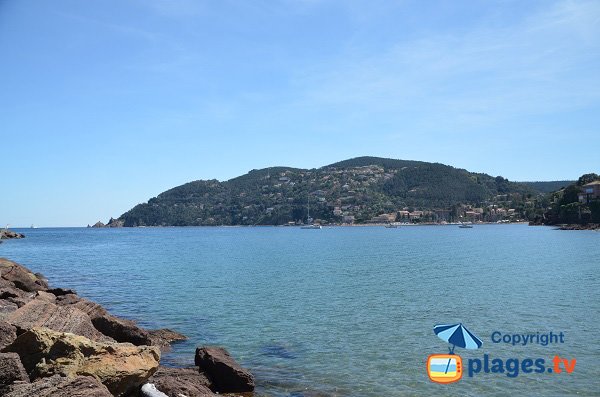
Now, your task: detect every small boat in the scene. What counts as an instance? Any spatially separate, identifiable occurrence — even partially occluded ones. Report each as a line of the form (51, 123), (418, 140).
(301, 224), (322, 229)
(458, 223), (473, 228)
(301, 192), (321, 230)
(385, 223), (399, 228)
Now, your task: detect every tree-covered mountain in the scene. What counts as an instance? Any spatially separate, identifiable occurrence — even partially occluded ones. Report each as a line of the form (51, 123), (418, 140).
(116, 156), (556, 226)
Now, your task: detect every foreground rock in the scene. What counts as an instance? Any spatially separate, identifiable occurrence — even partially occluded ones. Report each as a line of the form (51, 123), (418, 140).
(6, 299), (111, 342)
(0, 258), (48, 292)
(0, 352), (28, 392)
(0, 322), (17, 349)
(56, 294), (155, 346)
(0, 230), (24, 240)
(147, 366), (215, 397)
(3, 375), (112, 397)
(195, 346), (255, 393)
(3, 327), (160, 396)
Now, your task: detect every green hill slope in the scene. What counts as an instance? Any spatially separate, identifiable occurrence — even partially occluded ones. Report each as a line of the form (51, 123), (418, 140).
(118, 156), (545, 226)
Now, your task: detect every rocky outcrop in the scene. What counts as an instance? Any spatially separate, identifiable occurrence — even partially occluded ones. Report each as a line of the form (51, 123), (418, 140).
(0, 259), (254, 396)
(3, 327), (160, 396)
(0, 352), (28, 392)
(6, 299), (111, 342)
(147, 366), (215, 397)
(56, 294), (154, 346)
(107, 217), (124, 228)
(0, 230), (24, 240)
(195, 346), (255, 393)
(558, 223), (600, 230)
(148, 328), (187, 348)
(3, 375), (112, 397)
(92, 221), (106, 228)
(0, 322), (17, 349)
(0, 258), (48, 292)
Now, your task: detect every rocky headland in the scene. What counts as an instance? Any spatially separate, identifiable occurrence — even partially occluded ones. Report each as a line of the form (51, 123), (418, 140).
(0, 258), (254, 396)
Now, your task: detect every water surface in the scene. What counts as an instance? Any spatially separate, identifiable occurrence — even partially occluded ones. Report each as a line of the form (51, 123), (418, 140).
(1, 225), (598, 396)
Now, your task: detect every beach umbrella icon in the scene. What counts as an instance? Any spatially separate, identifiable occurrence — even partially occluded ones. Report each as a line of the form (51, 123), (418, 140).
(433, 323), (482, 354)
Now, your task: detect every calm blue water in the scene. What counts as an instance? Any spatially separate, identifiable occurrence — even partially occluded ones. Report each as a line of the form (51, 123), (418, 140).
(1, 225), (598, 396)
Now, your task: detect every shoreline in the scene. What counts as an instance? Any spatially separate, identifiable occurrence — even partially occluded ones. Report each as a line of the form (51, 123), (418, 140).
(0, 257), (255, 396)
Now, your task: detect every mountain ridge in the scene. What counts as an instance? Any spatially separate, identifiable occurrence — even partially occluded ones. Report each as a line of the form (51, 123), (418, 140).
(112, 156), (565, 226)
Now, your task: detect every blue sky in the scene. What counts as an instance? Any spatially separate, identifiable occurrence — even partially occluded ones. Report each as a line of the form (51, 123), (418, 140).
(1, 0), (599, 227)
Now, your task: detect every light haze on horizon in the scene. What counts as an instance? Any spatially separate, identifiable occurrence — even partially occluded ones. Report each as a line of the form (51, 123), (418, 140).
(1, 0), (599, 227)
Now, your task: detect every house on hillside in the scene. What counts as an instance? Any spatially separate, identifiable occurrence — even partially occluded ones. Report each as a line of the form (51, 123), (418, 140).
(578, 181), (600, 204)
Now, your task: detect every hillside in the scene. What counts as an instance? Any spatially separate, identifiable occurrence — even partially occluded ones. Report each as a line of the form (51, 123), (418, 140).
(114, 157), (557, 226)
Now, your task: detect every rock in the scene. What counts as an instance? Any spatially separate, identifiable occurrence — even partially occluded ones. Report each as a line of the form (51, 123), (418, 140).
(0, 352), (29, 391)
(0, 321), (17, 349)
(0, 230), (25, 240)
(92, 221), (106, 228)
(3, 375), (112, 397)
(3, 327), (160, 396)
(195, 346), (255, 393)
(34, 291), (57, 303)
(92, 314), (154, 346)
(0, 258), (48, 292)
(148, 366), (215, 397)
(148, 328), (187, 348)
(47, 287), (76, 296)
(0, 300), (19, 320)
(107, 217), (124, 228)
(56, 294), (153, 345)
(6, 299), (111, 342)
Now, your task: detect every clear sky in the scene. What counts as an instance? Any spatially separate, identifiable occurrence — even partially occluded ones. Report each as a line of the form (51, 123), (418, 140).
(1, 0), (599, 227)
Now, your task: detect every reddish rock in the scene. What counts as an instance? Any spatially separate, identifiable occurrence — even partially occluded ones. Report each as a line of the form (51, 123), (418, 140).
(56, 294), (153, 345)
(148, 366), (215, 397)
(92, 314), (153, 346)
(0, 258), (47, 292)
(195, 346), (255, 393)
(148, 328), (187, 348)
(3, 375), (112, 397)
(6, 299), (111, 342)
(0, 352), (29, 391)
(0, 321), (17, 349)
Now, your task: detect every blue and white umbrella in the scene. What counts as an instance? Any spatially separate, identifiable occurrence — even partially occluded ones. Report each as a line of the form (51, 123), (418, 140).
(434, 323), (482, 353)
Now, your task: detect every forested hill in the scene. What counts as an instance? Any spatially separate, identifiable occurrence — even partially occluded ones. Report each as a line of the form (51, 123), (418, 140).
(116, 156), (554, 226)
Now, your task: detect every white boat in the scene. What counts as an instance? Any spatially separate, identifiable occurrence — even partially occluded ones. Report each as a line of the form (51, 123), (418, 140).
(301, 193), (321, 229)
(459, 222), (473, 228)
(385, 223), (399, 228)
(301, 224), (322, 229)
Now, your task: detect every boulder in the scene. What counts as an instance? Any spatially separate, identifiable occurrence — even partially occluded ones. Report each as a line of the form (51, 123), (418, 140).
(0, 258), (48, 292)
(195, 346), (255, 393)
(56, 294), (153, 345)
(92, 314), (154, 346)
(148, 328), (187, 348)
(0, 321), (17, 349)
(3, 375), (112, 397)
(0, 300), (19, 320)
(148, 366), (215, 397)
(0, 352), (29, 391)
(34, 291), (57, 303)
(3, 327), (160, 396)
(47, 287), (76, 296)
(6, 299), (111, 342)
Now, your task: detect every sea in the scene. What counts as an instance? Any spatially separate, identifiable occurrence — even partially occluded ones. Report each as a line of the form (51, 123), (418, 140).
(1, 224), (598, 396)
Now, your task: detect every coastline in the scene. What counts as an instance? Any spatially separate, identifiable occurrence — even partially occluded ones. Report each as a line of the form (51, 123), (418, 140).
(0, 257), (254, 396)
